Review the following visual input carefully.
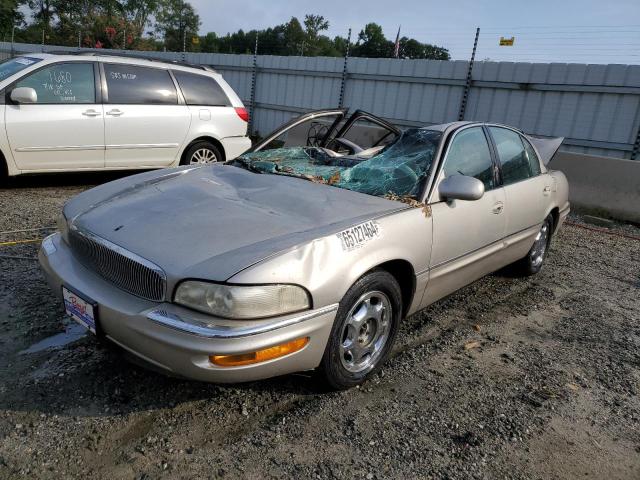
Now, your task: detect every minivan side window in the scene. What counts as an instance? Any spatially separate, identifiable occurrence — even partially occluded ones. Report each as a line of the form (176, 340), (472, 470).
(489, 127), (535, 185)
(443, 126), (496, 191)
(172, 70), (230, 106)
(104, 64), (177, 105)
(14, 62), (95, 104)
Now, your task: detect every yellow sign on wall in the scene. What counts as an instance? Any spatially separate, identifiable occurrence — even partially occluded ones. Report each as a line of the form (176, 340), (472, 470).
(499, 37), (515, 46)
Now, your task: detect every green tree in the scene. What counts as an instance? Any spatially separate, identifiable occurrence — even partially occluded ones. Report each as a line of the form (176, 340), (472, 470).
(283, 17), (305, 55)
(423, 43), (450, 60)
(398, 37), (449, 60)
(302, 14), (331, 56)
(303, 14), (328, 40)
(0, 0), (25, 40)
(199, 31), (218, 52)
(352, 23), (393, 58)
(154, 0), (200, 51)
(26, 0), (53, 27)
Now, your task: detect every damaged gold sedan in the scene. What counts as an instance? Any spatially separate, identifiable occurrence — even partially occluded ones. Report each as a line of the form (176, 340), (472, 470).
(39, 109), (569, 389)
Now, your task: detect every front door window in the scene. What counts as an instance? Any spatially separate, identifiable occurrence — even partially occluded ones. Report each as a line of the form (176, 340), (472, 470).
(15, 62), (95, 104)
(442, 126), (496, 191)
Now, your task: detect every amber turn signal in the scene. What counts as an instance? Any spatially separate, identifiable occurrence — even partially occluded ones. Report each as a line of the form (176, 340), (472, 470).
(210, 337), (309, 367)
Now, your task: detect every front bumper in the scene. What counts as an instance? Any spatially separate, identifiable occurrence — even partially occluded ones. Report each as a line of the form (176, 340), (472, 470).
(38, 233), (336, 383)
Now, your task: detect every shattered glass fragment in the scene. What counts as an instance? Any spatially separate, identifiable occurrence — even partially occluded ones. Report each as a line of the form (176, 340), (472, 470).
(232, 128), (442, 199)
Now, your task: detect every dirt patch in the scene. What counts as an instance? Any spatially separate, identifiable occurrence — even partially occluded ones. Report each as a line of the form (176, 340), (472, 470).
(1, 174), (639, 479)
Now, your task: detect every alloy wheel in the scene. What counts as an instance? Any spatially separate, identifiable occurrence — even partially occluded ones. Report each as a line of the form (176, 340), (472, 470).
(530, 220), (551, 267)
(190, 148), (218, 165)
(339, 291), (392, 373)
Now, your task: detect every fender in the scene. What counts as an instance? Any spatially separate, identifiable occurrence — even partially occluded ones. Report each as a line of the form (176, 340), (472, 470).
(228, 207), (433, 311)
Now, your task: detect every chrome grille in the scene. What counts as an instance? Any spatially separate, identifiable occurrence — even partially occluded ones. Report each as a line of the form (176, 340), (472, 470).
(69, 228), (166, 302)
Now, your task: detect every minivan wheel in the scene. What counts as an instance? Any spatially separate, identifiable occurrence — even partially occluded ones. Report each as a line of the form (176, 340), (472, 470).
(320, 270), (402, 390)
(181, 141), (222, 166)
(512, 213), (554, 276)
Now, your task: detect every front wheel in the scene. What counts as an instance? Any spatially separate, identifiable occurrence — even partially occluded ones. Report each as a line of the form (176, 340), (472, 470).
(320, 270), (402, 390)
(512, 213), (554, 276)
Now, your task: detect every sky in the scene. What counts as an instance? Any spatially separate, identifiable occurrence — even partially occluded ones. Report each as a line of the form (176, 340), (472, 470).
(190, 0), (640, 64)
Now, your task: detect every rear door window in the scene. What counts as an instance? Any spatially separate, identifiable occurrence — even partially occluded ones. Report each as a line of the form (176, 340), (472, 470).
(259, 112), (344, 150)
(489, 127), (534, 185)
(172, 71), (230, 106)
(443, 126), (496, 191)
(104, 64), (177, 104)
(14, 62), (95, 104)
(339, 117), (398, 150)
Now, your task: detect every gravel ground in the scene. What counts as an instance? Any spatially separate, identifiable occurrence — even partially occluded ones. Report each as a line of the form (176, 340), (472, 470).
(1, 173), (639, 480)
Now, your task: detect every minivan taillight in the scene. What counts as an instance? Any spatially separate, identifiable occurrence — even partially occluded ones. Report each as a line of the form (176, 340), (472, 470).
(235, 107), (249, 122)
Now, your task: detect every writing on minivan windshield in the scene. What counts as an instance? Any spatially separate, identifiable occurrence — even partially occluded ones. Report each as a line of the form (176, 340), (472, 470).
(231, 128), (442, 198)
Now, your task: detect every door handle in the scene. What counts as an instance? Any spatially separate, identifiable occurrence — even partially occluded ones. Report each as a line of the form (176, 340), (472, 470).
(492, 202), (504, 214)
(543, 186), (551, 196)
(106, 109), (124, 117)
(82, 109), (101, 117)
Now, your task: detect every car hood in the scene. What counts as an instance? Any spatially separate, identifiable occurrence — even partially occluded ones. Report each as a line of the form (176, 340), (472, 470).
(66, 164), (405, 283)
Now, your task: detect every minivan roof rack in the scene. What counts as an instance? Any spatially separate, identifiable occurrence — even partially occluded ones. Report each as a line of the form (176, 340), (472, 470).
(45, 51), (217, 73)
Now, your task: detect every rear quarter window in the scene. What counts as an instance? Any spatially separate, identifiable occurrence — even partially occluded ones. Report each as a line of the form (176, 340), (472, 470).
(521, 136), (542, 176)
(172, 71), (230, 106)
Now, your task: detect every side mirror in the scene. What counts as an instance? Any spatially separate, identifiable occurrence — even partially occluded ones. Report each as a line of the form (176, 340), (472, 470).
(439, 175), (485, 201)
(10, 87), (37, 104)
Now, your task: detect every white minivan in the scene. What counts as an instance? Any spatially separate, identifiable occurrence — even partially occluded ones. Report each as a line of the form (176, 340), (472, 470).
(0, 53), (251, 178)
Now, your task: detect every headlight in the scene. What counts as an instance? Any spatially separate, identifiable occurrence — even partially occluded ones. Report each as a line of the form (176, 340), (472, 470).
(56, 212), (69, 244)
(174, 281), (310, 319)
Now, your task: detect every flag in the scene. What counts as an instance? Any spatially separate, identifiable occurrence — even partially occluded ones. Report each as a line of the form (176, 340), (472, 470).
(393, 25), (401, 58)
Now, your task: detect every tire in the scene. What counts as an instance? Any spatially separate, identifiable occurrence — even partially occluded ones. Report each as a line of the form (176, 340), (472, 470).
(320, 270), (402, 390)
(0, 156), (7, 185)
(180, 141), (223, 166)
(511, 213), (554, 276)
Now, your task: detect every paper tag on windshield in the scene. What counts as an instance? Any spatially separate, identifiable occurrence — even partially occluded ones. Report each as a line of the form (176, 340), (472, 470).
(15, 58), (36, 66)
(336, 221), (380, 251)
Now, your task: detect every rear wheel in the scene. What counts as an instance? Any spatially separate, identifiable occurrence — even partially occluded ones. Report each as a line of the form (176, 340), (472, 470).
(320, 270), (402, 390)
(181, 141), (223, 166)
(511, 213), (554, 276)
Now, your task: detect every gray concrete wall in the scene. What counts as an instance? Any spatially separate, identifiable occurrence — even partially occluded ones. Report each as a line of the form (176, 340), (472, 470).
(549, 152), (640, 223)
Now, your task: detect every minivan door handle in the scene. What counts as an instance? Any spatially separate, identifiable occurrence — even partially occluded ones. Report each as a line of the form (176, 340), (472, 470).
(106, 109), (124, 117)
(82, 109), (101, 117)
(492, 202), (504, 214)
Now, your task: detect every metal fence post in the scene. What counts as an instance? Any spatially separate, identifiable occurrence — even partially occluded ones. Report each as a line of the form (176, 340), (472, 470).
(458, 27), (480, 121)
(248, 33), (259, 135)
(631, 119), (640, 160)
(338, 28), (351, 108)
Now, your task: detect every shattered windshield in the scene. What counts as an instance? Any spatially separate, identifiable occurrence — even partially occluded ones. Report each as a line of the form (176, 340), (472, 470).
(231, 128), (442, 198)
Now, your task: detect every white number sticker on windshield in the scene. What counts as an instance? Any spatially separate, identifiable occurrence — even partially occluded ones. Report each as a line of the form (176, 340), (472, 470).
(336, 221), (380, 251)
(15, 58), (36, 66)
